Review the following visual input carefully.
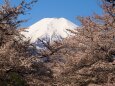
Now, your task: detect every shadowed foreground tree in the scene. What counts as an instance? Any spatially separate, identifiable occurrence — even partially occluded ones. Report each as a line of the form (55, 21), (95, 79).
(0, 0), (54, 86)
(53, 0), (115, 85)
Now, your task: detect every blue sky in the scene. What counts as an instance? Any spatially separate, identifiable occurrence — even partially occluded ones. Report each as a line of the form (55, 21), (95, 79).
(1, 0), (103, 27)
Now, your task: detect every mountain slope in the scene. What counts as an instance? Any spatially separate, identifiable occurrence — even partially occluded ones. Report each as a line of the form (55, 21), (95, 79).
(21, 18), (78, 43)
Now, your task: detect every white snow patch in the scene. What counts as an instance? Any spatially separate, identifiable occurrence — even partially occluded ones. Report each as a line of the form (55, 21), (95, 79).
(21, 18), (78, 43)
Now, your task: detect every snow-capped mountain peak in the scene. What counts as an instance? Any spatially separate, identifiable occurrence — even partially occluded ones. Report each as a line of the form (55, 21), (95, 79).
(21, 18), (78, 43)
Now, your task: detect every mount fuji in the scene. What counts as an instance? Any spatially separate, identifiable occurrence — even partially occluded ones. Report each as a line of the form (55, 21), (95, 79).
(21, 18), (78, 44)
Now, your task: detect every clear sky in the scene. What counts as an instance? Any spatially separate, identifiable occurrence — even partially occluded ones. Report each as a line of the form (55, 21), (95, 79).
(1, 0), (103, 27)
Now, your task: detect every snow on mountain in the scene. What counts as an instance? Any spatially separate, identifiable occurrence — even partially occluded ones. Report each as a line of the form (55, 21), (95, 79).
(21, 18), (78, 43)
